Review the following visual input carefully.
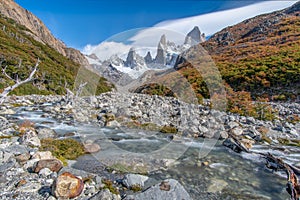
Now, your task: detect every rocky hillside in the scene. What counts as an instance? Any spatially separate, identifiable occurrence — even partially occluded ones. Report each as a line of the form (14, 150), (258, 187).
(0, 11), (112, 95)
(202, 1), (300, 100)
(0, 0), (88, 66)
(175, 1), (299, 102)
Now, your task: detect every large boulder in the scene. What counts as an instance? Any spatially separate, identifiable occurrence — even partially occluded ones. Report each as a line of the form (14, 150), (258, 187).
(122, 174), (149, 188)
(19, 129), (41, 147)
(34, 159), (63, 173)
(125, 179), (191, 200)
(52, 172), (84, 199)
(36, 128), (57, 139)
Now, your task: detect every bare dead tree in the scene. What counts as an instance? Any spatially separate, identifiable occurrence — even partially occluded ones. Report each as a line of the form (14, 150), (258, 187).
(0, 58), (40, 104)
(64, 80), (87, 105)
(75, 82), (87, 98)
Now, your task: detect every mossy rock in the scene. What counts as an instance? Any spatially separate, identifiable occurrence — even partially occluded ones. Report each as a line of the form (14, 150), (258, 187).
(261, 135), (272, 144)
(160, 125), (178, 134)
(103, 113), (115, 122)
(108, 163), (148, 175)
(278, 138), (300, 147)
(40, 138), (85, 164)
(130, 184), (143, 192)
(102, 179), (119, 195)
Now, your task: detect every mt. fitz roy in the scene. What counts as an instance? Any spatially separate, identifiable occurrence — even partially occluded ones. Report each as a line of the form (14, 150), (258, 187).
(86, 26), (206, 83)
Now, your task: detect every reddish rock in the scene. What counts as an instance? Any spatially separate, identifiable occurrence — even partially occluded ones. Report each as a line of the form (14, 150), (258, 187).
(52, 172), (84, 199)
(159, 181), (171, 191)
(83, 140), (100, 153)
(34, 159), (63, 173)
(15, 153), (31, 163)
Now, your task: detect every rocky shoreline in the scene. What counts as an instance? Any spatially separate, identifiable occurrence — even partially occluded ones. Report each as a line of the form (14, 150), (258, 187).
(0, 93), (299, 199)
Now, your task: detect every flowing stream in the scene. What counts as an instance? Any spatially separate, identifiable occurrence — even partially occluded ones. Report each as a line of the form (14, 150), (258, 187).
(9, 104), (299, 200)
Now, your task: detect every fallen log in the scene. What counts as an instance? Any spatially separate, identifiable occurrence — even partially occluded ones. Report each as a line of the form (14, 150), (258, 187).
(224, 134), (300, 200)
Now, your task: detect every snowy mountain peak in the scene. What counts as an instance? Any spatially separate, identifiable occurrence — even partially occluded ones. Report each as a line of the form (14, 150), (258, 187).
(159, 34), (167, 47)
(85, 26), (206, 81)
(144, 51), (153, 64)
(184, 26), (206, 46)
(125, 48), (146, 70)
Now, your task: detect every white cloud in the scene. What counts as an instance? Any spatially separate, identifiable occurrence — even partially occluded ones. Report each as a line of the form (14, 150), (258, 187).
(82, 41), (132, 61)
(154, 1), (297, 36)
(130, 28), (186, 47)
(82, 1), (297, 61)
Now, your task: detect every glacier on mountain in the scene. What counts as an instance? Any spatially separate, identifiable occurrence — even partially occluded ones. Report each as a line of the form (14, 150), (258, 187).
(84, 26), (205, 80)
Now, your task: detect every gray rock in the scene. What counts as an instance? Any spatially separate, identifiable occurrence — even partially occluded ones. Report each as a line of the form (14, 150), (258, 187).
(223, 138), (242, 153)
(0, 116), (10, 130)
(203, 131), (215, 139)
(83, 141), (101, 153)
(125, 179), (191, 200)
(0, 159), (16, 173)
(198, 125), (209, 134)
(39, 168), (53, 178)
(227, 121), (239, 129)
(219, 131), (229, 139)
(106, 120), (120, 128)
(58, 167), (96, 180)
(19, 129), (41, 147)
(0, 108), (15, 115)
(36, 128), (57, 139)
(47, 195), (57, 200)
(231, 127), (243, 136)
(5, 144), (29, 156)
(16, 182), (42, 193)
(0, 150), (13, 163)
(246, 117), (256, 124)
(123, 174), (149, 188)
(207, 178), (228, 193)
(89, 189), (121, 200)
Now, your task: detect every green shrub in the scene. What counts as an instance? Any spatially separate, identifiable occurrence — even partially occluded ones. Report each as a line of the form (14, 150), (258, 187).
(40, 138), (85, 164)
(102, 179), (119, 195)
(160, 125), (178, 134)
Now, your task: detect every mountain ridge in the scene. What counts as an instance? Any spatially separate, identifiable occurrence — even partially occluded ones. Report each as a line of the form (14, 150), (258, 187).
(195, 1), (299, 100)
(0, 5), (113, 95)
(0, 0), (88, 66)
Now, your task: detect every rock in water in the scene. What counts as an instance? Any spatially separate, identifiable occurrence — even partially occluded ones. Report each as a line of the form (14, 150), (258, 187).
(34, 159), (63, 173)
(83, 140), (101, 153)
(52, 172), (84, 199)
(125, 179), (191, 200)
(207, 178), (228, 193)
(89, 189), (121, 200)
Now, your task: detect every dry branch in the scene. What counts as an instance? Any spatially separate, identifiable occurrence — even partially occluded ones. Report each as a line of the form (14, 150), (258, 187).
(0, 58), (40, 104)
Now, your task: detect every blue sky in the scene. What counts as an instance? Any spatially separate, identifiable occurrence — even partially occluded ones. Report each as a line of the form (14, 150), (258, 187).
(15, 0), (296, 50)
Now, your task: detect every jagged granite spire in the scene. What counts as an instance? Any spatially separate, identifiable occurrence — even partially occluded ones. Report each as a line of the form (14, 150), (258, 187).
(184, 26), (205, 46)
(144, 51), (153, 64)
(125, 47), (145, 70)
(154, 35), (167, 65)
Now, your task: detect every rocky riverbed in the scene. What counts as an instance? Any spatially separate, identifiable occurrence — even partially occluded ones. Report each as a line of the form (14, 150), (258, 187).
(0, 93), (299, 199)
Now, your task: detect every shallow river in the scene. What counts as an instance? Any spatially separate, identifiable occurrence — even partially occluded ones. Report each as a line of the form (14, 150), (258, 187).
(10, 104), (299, 200)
